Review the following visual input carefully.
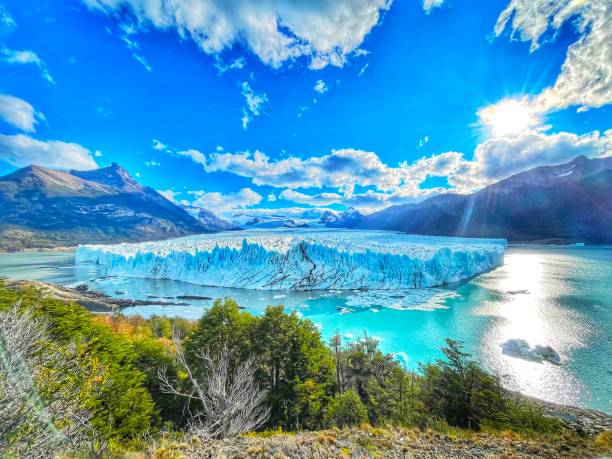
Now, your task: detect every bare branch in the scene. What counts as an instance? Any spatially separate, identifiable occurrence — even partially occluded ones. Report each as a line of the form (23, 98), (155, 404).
(158, 326), (270, 439)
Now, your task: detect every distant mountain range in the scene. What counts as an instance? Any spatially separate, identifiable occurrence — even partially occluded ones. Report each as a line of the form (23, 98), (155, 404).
(0, 163), (230, 250)
(1, 155), (610, 250)
(332, 156), (612, 244)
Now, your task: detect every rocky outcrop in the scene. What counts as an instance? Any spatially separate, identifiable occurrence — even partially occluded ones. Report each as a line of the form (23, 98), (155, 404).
(4, 280), (188, 311)
(501, 339), (561, 365)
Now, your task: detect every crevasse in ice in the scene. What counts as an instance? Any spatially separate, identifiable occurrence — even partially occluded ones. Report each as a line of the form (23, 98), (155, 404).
(76, 230), (506, 291)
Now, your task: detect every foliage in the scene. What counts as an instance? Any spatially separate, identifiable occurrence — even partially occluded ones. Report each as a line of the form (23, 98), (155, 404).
(0, 283), (155, 442)
(420, 339), (507, 430)
(0, 281), (582, 451)
(251, 305), (335, 430)
(185, 300), (335, 431)
(323, 390), (368, 428)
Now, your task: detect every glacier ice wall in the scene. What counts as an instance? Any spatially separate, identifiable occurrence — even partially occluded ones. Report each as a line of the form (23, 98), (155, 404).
(76, 230), (506, 291)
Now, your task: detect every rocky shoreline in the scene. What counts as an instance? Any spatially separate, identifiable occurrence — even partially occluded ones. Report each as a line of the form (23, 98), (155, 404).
(4, 279), (190, 312)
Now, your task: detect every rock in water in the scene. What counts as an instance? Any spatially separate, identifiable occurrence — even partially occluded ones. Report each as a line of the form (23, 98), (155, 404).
(76, 230), (506, 291)
(501, 339), (561, 365)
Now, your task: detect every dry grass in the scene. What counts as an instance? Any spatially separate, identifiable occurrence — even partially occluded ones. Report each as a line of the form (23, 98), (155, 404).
(153, 426), (610, 459)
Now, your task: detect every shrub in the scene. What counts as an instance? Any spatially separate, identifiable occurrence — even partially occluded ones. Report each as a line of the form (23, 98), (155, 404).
(323, 390), (369, 428)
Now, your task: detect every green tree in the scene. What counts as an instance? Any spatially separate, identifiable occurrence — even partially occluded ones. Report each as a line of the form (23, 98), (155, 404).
(420, 339), (506, 429)
(323, 390), (368, 428)
(252, 306), (335, 430)
(185, 298), (256, 363)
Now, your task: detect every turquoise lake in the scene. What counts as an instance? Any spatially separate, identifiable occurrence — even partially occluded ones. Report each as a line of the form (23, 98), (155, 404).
(1, 246), (610, 414)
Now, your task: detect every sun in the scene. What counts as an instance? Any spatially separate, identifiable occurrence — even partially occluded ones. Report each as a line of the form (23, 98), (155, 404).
(478, 99), (539, 137)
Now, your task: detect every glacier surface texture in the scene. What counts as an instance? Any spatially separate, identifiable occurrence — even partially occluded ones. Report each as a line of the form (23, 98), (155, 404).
(76, 230), (507, 291)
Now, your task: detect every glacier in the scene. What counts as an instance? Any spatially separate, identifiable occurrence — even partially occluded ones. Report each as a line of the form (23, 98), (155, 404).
(75, 230), (506, 291)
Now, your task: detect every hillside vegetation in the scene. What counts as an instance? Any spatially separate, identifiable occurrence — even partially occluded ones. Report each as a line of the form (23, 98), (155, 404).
(0, 281), (610, 458)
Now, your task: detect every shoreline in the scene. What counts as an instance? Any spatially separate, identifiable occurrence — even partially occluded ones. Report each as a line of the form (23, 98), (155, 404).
(3, 278), (611, 432)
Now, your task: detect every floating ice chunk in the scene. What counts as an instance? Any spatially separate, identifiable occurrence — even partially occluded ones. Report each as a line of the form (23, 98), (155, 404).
(76, 230), (506, 292)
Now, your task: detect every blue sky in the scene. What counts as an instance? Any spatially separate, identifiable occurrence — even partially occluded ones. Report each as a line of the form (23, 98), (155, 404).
(0, 0), (610, 219)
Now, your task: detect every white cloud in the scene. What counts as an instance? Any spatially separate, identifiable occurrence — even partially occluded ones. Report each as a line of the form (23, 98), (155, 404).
(189, 187), (262, 217)
(0, 4), (16, 31)
(358, 62), (369, 76)
(152, 138), (169, 151)
(279, 189), (342, 206)
(314, 80), (328, 94)
(418, 135), (429, 148)
(495, 0), (611, 113)
(240, 81), (268, 129)
(202, 148), (405, 193)
(1, 48), (54, 84)
(464, 128), (612, 186)
(145, 160), (161, 167)
(116, 22), (153, 72)
(81, 0), (392, 69)
(267, 193), (276, 202)
(158, 189), (180, 202)
(0, 134), (99, 170)
(423, 0), (444, 14)
(177, 148), (207, 165)
(0, 94), (45, 132)
(215, 56), (246, 75)
(158, 126), (611, 213)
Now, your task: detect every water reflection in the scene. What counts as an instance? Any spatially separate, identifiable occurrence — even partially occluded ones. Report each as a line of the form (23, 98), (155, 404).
(475, 253), (589, 406)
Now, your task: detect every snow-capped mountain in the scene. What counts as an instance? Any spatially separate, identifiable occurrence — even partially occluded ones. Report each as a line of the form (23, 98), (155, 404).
(182, 205), (236, 231)
(320, 207), (364, 228)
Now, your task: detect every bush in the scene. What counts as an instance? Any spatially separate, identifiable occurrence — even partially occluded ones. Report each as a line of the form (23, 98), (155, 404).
(323, 390), (369, 428)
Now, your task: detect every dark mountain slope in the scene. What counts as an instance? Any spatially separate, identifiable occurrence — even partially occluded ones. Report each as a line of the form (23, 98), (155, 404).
(0, 163), (216, 250)
(352, 156), (612, 243)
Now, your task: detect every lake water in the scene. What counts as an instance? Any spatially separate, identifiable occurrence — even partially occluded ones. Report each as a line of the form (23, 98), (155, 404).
(1, 246), (610, 414)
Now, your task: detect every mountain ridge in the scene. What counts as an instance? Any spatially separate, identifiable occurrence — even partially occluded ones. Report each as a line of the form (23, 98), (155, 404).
(345, 155), (612, 243)
(0, 163), (227, 250)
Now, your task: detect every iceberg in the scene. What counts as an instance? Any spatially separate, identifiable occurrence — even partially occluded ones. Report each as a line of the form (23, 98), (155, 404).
(76, 230), (506, 291)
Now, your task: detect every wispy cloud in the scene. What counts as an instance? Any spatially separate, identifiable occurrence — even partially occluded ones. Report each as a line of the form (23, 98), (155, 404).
(215, 56), (246, 75)
(1, 48), (54, 83)
(0, 3), (16, 31)
(240, 81), (268, 130)
(357, 62), (369, 76)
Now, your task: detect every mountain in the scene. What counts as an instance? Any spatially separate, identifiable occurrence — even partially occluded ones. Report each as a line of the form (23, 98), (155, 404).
(347, 156), (612, 244)
(0, 163), (220, 250)
(182, 205), (236, 231)
(231, 212), (312, 229)
(320, 207), (364, 228)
